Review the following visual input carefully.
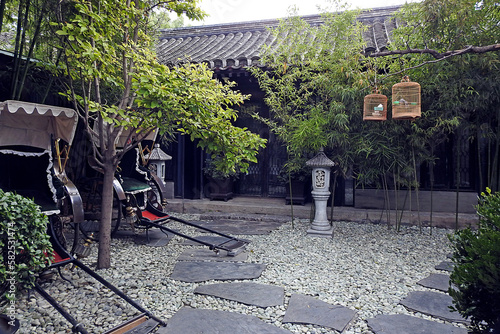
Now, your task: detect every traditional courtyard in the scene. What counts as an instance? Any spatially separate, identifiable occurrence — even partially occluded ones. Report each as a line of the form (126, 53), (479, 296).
(15, 213), (467, 333)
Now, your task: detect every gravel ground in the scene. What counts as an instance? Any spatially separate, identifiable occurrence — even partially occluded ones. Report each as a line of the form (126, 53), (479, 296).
(10, 215), (466, 333)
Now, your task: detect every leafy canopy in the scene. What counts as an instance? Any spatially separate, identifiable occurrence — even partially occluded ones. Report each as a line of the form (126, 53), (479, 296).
(52, 0), (265, 177)
(251, 2), (366, 176)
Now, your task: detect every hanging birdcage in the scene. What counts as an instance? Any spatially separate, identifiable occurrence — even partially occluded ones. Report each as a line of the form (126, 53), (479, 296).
(363, 90), (387, 121)
(392, 75), (421, 120)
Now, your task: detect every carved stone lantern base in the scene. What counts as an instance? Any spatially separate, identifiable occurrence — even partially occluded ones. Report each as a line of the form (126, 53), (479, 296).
(307, 190), (333, 237)
(306, 149), (336, 238)
(307, 227), (334, 237)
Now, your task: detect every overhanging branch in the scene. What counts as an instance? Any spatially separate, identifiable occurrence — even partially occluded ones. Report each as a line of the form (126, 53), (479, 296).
(369, 44), (500, 59)
(370, 43), (500, 80)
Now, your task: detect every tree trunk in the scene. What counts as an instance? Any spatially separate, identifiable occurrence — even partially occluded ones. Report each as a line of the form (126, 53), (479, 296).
(97, 157), (115, 269)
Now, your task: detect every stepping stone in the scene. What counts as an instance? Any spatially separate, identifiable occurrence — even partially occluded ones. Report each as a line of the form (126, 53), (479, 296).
(170, 262), (266, 283)
(194, 219), (284, 235)
(133, 229), (173, 247)
(158, 307), (292, 334)
(177, 248), (248, 262)
(399, 291), (468, 323)
(417, 273), (451, 292)
(367, 314), (468, 334)
(182, 235), (250, 247)
(282, 294), (356, 332)
(194, 282), (284, 307)
(435, 261), (454, 272)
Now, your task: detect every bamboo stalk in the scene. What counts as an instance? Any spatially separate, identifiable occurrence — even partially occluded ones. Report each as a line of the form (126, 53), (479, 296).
(412, 147), (422, 232)
(455, 130), (461, 231)
(288, 171), (294, 229)
(429, 147), (435, 234)
(329, 173), (337, 226)
(393, 168), (399, 231)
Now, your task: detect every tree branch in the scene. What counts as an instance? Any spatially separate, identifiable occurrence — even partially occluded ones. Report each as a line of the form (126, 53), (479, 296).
(378, 50), (463, 80)
(369, 44), (500, 59)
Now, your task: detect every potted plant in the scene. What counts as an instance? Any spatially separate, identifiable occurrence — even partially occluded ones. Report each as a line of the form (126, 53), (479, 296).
(279, 156), (311, 205)
(203, 155), (240, 201)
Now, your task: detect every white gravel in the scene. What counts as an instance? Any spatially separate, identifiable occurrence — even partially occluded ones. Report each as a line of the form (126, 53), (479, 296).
(10, 216), (465, 333)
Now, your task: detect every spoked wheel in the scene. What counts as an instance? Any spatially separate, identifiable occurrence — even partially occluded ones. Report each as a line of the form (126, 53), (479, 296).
(79, 197), (123, 241)
(80, 178), (124, 241)
(146, 172), (167, 212)
(147, 181), (165, 212)
(50, 215), (68, 252)
(57, 193), (81, 255)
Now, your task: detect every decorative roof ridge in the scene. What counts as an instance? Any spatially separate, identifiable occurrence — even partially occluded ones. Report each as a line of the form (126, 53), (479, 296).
(306, 149), (336, 167)
(159, 5), (402, 40)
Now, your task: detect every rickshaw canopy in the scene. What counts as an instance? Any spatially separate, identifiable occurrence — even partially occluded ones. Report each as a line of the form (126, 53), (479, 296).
(0, 100), (78, 149)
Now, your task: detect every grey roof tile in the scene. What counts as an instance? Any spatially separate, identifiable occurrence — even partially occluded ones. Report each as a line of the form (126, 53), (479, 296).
(157, 6), (402, 70)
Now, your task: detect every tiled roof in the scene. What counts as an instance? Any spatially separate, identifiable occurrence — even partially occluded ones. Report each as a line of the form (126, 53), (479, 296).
(157, 6), (402, 71)
(145, 144), (172, 161)
(306, 149), (336, 167)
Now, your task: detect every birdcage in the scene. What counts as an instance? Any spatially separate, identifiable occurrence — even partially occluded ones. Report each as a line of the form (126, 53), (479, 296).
(363, 91), (387, 121)
(392, 76), (421, 120)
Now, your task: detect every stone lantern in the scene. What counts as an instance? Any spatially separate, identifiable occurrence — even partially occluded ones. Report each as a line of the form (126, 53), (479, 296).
(306, 148), (336, 237)
(145, 143), (172, 184)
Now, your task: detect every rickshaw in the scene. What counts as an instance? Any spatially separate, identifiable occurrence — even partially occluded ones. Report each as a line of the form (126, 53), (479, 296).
(0, 100), (166, 333)
(0, 99), (84, 254)
(80, 128), (249, 256)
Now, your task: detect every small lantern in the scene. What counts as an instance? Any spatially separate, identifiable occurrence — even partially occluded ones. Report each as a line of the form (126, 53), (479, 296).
(145, 144), (172, 183)
(392, 75), (421, 120)
(306, 149), (336, 237)
(363, 90), (387, 121)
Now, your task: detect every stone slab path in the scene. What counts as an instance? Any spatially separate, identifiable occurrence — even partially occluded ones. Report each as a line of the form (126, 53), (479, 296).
(158, 217), (470, 333)
(399, 290), (468, 323)
(177, 248), (248, 262)
(158, 307), (292, 334)
(181, 235), (250, 247)
(367, 314), (468, 334)
(282, 294), (357, 332)
(194, 282), (284, 308)
(435, 261), (454, 272)
(368, 259), (469, 333)
(113, 228), (175, 247)
(170, 261), (266, 283)
(416, 273), (451, 292)
(133, 229), (174, 247)
(193, 219), (285, 235)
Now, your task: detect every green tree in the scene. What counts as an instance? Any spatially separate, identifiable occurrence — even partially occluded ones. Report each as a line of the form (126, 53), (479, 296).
(51, 0), (265, 269)
(372, 0), (500, 192)
(252, 0), (499, 228)
(251, 2), (366, 182)
(0, 0), (64, 100)
(448, 188), (500, 333)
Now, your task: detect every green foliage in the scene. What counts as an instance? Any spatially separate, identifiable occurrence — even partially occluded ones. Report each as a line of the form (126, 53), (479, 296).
(0, 189), (53, 299)
(251, 1), (366, 178)
(48, 0), (265, 267)
(251, 1), (443, 190)
(278, 155), (310, 183)
(52, 0), (265, 179)
(135, 62), (266, 178)
(253, 0), (500, 204)
(448, 188), (500, 333)
(391, 0), (499, 53)
(0, 0), (66, 100)
(383, 0), (500, 192)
